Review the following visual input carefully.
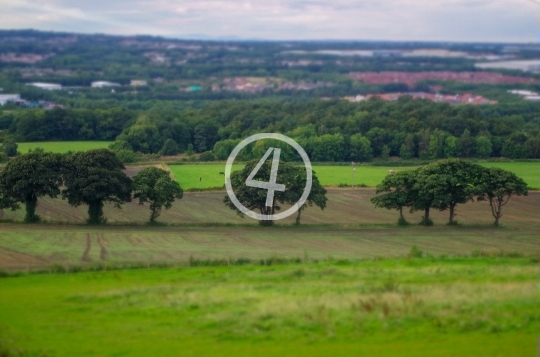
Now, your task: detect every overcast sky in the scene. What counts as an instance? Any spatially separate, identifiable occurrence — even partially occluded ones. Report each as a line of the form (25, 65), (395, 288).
(0, 0), (539, 42)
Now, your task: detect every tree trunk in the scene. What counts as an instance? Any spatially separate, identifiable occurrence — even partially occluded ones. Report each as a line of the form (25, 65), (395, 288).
(490, 197), (503, 226)
(295, 209), (302, 225)
(448, 204), (456, 225)
(420, 207), (431, 226)
(259, 206), (274, 226)
(399, 206), (404, 219)
(24, 194), (40, 223)
(149, 202), (161, 223)
(87, 201), (105, 225)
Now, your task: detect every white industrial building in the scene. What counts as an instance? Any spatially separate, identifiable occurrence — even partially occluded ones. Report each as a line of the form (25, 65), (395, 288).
(508, 89), (540, 101)
(91, 81), (120, 88)
(0, 94), (21, 105)
(27, 82), (62, 90)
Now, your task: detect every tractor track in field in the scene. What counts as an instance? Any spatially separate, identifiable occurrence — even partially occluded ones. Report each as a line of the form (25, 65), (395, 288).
(97, 234), (108, 261)
(81, 234), (92, 262)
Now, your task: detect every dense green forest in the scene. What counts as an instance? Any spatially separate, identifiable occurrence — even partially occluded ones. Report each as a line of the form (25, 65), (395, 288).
(2, 97), (539, 161)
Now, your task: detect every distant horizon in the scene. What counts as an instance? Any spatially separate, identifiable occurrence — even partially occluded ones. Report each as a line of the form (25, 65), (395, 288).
(1, 0), (539, 43)
(1, 28), (539, 45)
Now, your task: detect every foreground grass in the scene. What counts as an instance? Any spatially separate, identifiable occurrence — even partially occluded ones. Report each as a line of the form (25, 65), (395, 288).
(0, 257), (538, 357)
(17, 141), (113, 154)
(168, 162), (540, 190)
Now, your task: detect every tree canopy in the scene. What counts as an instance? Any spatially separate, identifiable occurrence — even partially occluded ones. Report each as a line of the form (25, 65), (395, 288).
(223, 159), (327, 226)
(414, 159), (482, 225)
(371, 170), (417, 224)
(133, 167), (183, 223)
(371, 159), (528, 226)
(475, 167), (528, 226)
(0, 151), (63, 222)
(62, 149), (132, 224)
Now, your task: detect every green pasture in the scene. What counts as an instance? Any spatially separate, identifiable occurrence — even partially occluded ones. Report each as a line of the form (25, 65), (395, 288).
(169, 164), (243, 190)
(480, 162), (540, 189)
(0, 258), (537, 357)
(17, 141), (113, 154)
(168, 162), (540, 190)
(168, 164), (413, 190)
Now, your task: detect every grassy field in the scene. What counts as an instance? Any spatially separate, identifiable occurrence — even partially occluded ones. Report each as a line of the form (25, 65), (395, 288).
(0, 188), (537, 271)
(17, 141), (113, 154)
(0, 258), (538, 357)
(0, 169), (538, 356)
(168, 162), (540, 190)
(1, 184), (537, 270)
(1, 223), (539, 270)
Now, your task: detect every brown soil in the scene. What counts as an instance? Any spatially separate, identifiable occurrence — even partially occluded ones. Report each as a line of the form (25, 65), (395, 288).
(2, 189), (538, 227)
(0, 247), (49, 270)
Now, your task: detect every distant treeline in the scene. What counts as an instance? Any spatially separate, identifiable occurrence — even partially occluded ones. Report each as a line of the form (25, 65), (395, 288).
(2, 97), (540, 160)
(0, 29), (487, 86)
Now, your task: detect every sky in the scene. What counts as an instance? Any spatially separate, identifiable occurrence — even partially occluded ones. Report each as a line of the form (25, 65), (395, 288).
(0, 0), (539, 42)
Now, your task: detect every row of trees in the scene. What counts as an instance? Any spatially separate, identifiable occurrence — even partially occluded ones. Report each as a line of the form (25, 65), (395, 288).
(0, 150), (183, 224)
(0, 149), (328, 226)
(209, 129), (536, 164)
(371, 159), (528, 226)
(0, 152), (530, 227)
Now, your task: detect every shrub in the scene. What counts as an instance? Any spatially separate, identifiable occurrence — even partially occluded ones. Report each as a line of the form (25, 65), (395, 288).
(199, 151), (216, 162)
(408, 245), (424, 258)
(109, 140), (132, 152)
(419, 216), (434, 226)
(2, 138), (17, 157)
(185, 144), (195, 156)
(116, 149), (138, 164)
(49, 263), (66, 273)
(397, 217), (410, 226)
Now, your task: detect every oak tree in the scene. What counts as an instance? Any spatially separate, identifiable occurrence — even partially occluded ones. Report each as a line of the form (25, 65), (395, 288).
(62, 149), (132, 224)
(282, 167), (327, 225)
(414, 159), (481, 225)
(0, 151), (63, 223)
(224, 159), (327, 226)
(475, 167), (528, 226)
(133, 167), (183, 223)
(371, 170), (417, 224)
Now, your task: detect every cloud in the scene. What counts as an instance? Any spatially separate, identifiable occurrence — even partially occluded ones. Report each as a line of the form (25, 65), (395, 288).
(0, 0), (537, 41)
